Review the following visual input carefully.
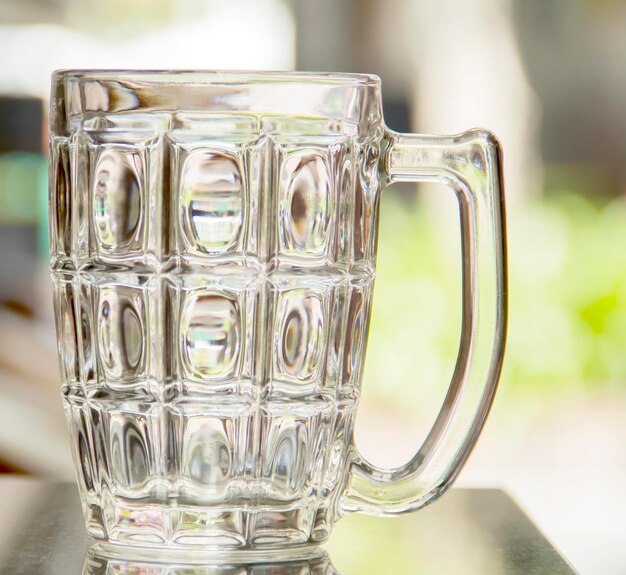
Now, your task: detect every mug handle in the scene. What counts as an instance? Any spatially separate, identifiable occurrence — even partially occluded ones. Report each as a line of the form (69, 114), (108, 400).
(341, 129), (507, 515)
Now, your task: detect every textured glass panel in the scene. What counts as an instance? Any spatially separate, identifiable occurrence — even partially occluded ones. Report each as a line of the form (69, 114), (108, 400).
(92, 146), (143, 252)
(274, 135), (350, 268)
(179, 290), (241, 382)
(170, 133), (265, 265)
(279, 150), (332, 256)
(105, 408), (153, 490)
(51, 72), (384, 550)
(353, 140), (381, 268)
(340, 281), (373, 396)
(50, 136), (72, 262)
(179, 149), (243, 253)
(53, 277), (80, 384)
(274, 288), (326, 384)
(97, 285), (146, 382)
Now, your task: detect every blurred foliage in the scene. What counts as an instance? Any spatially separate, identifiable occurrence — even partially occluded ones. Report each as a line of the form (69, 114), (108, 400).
(365, 188), (626, 408)
(0, 152), (46, 224)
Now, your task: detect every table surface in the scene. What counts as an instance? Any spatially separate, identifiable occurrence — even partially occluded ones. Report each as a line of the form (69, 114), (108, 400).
(0, 478), (576, 575)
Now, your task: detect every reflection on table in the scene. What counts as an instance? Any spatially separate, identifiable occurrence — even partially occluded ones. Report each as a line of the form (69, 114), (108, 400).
(0, 479), (575, 575)
(84, 547), (337, 574)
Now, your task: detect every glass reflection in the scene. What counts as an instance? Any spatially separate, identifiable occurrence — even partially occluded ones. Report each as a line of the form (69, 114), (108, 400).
(82, 545), (339, 575)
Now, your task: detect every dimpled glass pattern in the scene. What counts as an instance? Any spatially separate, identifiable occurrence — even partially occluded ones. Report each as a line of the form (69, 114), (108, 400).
(50, 71), (506, 553)
(50, 71), (382, 550)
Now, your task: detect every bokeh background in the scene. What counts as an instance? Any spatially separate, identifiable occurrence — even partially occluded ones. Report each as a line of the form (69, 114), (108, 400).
(0, 0), (624, 573)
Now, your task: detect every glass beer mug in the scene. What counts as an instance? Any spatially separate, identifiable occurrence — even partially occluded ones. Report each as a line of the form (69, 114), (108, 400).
(49, 70), (506, 553)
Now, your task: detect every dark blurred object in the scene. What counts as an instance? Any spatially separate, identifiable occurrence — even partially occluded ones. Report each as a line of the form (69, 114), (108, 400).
(295, 0), (360, 73)
(0, 96), (47, 266)
(0, 458), (26, 474)
(382, 98), (411, 133)
(0, 96), (44, 154)
(0, 95), (46, 229)
(0, 97), (45, 301)
(0, 227), (38, 305)
(514, 0), (626, 196)
(295, 0), (411, 133)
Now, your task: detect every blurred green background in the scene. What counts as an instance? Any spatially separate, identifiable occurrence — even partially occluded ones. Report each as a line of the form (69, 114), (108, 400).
(0, 0), (624, 573)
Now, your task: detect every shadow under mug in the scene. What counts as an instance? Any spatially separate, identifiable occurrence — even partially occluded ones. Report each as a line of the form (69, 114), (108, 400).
(49, 70), (506, 551)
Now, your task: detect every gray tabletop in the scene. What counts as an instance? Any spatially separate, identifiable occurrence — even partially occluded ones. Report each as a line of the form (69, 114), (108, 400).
(0, 479), (576, 574)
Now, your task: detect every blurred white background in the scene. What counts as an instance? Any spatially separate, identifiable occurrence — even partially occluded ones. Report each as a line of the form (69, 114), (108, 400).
(1, 0), (625, 572)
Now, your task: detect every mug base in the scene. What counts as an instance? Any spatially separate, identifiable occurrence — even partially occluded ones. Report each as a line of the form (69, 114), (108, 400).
(89, 540), (327, 564)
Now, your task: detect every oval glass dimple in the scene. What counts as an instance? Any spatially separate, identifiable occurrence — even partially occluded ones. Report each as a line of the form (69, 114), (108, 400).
(125, 424), (149, 485)
(337, 156), (353, 259)
(281, 151), (332, 254)
(93, 148), (142, 251)
(60, 287), (79, 381)
(185, 421), (232, 487)
(267, 421), (309, 494)
(343, 288), (365, 386)
(181, 292), (241, 380)
(282, 308), (304, 369)
(180, 150), (243, 253)
(75, 411), (94, 492)
(97, 288), (145, 380)
(79, 292), (95, 382)
(277, 289), (324, 381)
(55, 141), (72, 255)
(122, 304), (143, 371)
(109, 416), (150, 488)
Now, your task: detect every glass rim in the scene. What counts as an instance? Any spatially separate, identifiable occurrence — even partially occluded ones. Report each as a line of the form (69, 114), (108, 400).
(52, 69), (381, 87)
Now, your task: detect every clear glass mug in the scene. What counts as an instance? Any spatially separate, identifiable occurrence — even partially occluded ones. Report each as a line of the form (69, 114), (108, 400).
(49, 70), (506, 553)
